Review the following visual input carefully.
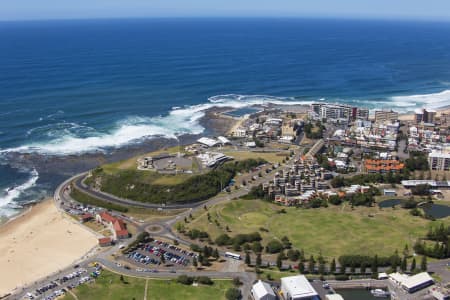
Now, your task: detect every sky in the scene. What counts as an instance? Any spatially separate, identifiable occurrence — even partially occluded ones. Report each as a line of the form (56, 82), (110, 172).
(1, 0), (450, 21)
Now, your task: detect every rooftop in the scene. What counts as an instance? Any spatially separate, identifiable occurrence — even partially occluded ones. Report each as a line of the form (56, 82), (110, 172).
(281, 275), (318, 298)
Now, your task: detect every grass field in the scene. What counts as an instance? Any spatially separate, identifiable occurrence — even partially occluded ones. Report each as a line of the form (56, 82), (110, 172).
(62, 270), (233, 300)
(181, 199), (450, 259)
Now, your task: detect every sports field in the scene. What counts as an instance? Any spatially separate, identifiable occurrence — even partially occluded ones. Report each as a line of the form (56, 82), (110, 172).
(182, 199), (449, 259)
(62, 270), (233, 300)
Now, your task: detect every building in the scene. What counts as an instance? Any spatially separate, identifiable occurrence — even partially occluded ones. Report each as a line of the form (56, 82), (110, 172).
(96, 212), (129, 240)
(429, 151), (450, 171)
(79, 213), (93, 223)
(383, 189), (397, 196)
(402, 180), (450, 189)
(197, 137), (220, 147)
(364, 159), (405, 173)
(311, 103), (368, 122)
(325, 295), (344, 300)
(375, 110), (399, 123)
(98, 237), (112, 247)
(280, 275), (319, 300)
(251, 280), (276, 300)
(233, 127), (247, 138)
(415, 108), (437, 124)
(389, 272), (434, 293)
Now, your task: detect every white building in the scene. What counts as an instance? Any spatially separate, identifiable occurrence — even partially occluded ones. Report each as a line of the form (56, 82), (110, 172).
(197, 137), (220, 147)
(217, 136), (231, 145)
(389, 272), (434, 293)
(280, 275), (319, 300)
(251, 280), (276, 300)
(429, 151), (450, 171)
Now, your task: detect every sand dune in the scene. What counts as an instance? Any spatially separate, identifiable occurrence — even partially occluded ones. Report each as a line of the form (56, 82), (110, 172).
(0, 199), (97, 297)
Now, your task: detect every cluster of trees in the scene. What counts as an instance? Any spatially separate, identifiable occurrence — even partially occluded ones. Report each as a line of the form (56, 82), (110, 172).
(215, 232), (262, 251)
(95, 158), (266, 204)
(190, 244), (220, 267)
(304, 121), (325, 139)
(327, 186), (379, 207)
(331, 172), (409, 188)
(414, 240), (450, 259)
(242, 184), (271, 201)
(414, 224), (450, 259)
(186, 229), (210, 240)
(405, 151), (429, 171)
(411, 184), (431, 196)
(122, 232), (152, 254)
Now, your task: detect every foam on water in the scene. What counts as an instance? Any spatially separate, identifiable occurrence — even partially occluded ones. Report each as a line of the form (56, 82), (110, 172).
(2, 94), (312, 155)
(0, 169), (39, 217)
(389, 89), (450, 111)
(2, 91), (449, 156)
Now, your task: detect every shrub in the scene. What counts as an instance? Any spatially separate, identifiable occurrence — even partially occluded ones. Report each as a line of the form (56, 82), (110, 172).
(266, 240), (284, 254)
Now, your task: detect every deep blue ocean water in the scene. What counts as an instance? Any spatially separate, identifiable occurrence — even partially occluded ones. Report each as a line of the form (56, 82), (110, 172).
(1, 18), (450, 216)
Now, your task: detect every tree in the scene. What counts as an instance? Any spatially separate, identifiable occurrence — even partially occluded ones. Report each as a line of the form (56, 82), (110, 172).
(420, 256), (427, 272)
(265, 240), (283, 253)
(177, 275), (194, 285)
(308, 255), (315, 274)
(298, 262), (305, 274)
(360, 263), (366, 275)
(256, 253), (262, 268)
(213, 248), (220, 260)
(225, 288), (242, 300)
(245, 252), (251, 266)
(192, 257), (198, 268)
(400, 256), (407, 272)
(371, 255), (378, 275)
(277, 253), (283, 270)
(410, 257), (416, 272)
(160, 254), (165, 264)
(330, 258), (336, 274)
(252, 241), (263, 253)
(319, 261), (326, 275)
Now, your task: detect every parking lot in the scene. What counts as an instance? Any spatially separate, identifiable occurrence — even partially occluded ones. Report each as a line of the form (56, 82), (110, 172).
(123, 239), (197, 270)
(23, 264), (102, 300)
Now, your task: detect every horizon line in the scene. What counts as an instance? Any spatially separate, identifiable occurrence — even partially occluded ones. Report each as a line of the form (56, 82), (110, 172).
(1, 15), (450, 24)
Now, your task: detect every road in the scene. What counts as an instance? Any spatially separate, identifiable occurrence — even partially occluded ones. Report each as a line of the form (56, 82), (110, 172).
(11, 144), (450, 299)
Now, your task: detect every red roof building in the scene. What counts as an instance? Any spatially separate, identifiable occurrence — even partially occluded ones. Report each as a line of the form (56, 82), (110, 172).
(96, 212), (129, 240)
(98, 237), (112, 247)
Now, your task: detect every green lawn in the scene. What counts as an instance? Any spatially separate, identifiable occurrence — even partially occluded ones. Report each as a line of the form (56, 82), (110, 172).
(181, 199), (450, 259)
(62, 270), (233, 300)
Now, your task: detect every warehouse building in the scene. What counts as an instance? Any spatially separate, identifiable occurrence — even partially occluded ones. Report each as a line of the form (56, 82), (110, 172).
(389, 272), (434, 293)
(280, 275), (319, 300)
(251, 280), (276, 300)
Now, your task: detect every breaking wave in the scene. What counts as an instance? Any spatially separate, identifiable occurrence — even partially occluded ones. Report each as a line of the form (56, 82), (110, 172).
(2, 91), (449, 156)
(389, 89), (450, 111)
(1, 94), (312, 155)
(0, 169), (39, 216)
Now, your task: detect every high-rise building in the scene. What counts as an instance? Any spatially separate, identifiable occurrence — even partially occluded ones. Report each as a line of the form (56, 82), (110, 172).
(428, 151), (450, 171)
(375, 110), (399, 123)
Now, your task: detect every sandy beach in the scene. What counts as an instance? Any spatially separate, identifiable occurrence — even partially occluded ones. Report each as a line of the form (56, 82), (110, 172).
(0, 199), (97, 297)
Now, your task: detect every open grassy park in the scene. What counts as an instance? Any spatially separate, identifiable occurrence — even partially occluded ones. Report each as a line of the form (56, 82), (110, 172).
(62, 270), (233, 300)
(180, 199), (450, 259)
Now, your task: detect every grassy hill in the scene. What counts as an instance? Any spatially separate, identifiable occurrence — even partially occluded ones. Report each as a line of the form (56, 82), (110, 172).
(180, 199), (449, 259)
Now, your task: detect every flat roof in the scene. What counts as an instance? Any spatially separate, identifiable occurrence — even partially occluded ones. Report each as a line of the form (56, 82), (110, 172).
(281, 275), (318, 298)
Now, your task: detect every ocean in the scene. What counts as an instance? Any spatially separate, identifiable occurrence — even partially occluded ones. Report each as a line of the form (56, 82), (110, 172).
(1, 18), (450, 217)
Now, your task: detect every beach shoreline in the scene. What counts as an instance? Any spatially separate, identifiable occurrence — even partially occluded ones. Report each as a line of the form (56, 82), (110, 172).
(0, 198), (98, 297)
